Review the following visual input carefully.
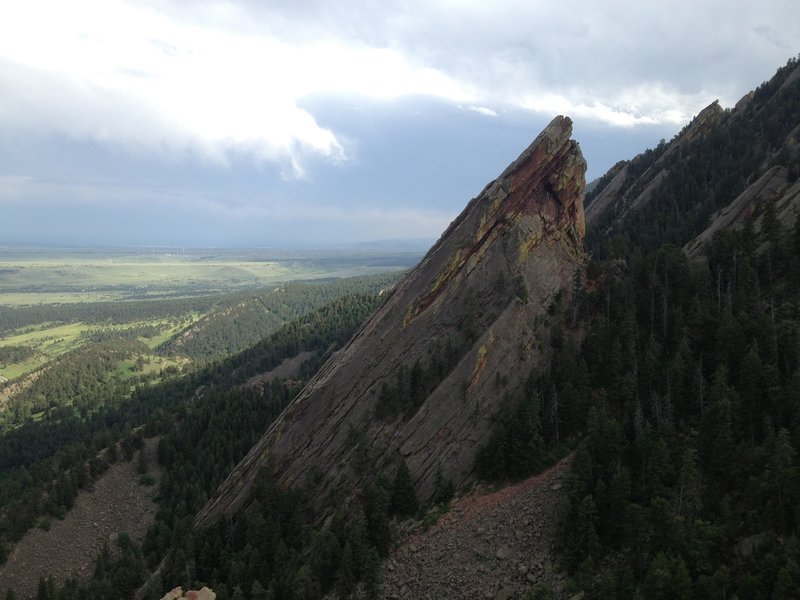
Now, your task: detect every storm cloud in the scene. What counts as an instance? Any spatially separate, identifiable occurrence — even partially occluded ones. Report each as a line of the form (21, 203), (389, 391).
(1, 0), (798, 245)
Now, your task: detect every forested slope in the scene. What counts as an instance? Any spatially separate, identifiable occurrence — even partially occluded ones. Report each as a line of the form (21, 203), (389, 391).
(0, 291), (386, 598)
(158, 273), (400, 361)
(586, 57), (800, 257)
(556, 57), (800, 598)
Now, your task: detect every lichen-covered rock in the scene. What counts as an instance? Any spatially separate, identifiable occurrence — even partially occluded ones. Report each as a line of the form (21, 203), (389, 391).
(195, 116), (587, 528)
(160, 586), (216, 600)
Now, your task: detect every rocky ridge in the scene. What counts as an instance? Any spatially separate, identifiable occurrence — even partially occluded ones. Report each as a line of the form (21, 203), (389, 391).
(196, 115), (587, 528)
(585, 100), (724, 227)
(685, 165), (800, 258)
(585, 58), (800, 254)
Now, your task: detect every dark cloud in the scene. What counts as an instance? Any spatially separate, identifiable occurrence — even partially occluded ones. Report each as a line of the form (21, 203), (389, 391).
(1, 0), (797, 246)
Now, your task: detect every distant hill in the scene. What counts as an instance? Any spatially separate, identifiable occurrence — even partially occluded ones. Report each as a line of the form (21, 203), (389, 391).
(158, 274), (401, 361)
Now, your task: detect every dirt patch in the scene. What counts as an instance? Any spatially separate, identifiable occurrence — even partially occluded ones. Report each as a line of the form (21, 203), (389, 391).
(242, 351), (315, 390)
(0, 369), (43, 411)
(0, 437), (163, 599)
(380, 455), (572, 599)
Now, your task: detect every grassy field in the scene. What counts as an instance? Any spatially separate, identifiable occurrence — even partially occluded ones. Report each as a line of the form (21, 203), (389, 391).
(0, 322), (87, 378)
(0, 316), (197, 380)
(0, 245), (421, 384)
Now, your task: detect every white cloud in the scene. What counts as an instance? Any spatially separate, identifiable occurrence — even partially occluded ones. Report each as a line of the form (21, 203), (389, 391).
(1, 0), (798, 175)
(0, 0), (472, 177)
(466, 105), (498, 117)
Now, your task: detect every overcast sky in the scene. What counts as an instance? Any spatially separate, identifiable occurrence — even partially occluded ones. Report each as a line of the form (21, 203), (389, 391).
(1, 0), (798, 247)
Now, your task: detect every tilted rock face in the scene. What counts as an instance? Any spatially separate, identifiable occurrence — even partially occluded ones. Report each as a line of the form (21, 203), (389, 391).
(195, 116), (586, 528)
(684, 165), (800, 259)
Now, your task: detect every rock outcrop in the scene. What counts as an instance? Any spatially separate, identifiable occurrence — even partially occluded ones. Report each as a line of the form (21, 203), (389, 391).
(160, 587), (215, 600)
(195, 116), (586, 528)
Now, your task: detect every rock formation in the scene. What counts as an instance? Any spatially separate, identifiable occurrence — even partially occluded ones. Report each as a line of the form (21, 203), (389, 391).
(195, 116), (586, 528)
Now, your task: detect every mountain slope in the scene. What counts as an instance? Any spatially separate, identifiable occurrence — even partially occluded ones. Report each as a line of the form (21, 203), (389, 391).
(585, 58), (800, 258)
(556, 57), (800, 600)
(196, 116), (587, 528)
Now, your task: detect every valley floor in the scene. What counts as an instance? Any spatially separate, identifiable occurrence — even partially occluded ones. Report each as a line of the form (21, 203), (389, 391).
(0, 438), (162, 599)
(381, 455), (572, 600)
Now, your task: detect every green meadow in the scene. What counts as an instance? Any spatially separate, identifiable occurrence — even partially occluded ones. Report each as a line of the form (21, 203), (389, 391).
(0, 317), (194, 380)
(0, 246), (419, 382)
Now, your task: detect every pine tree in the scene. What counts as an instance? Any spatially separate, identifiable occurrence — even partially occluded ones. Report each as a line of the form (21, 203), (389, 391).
(766, 428), (798, 530)
(676, 449), (701, 518)
(230, 586), (245, 600)
(362, 546), (382, 600)
(700, 367), (736, 491)
(309, 530), (341, 591)
(738, 346), (763, 443)
(249, 580), (268, 600)
(36, 578), (48, 600)
(336, 510), (368, 596)
(391, 459), (418, 518)
(566, 495), (600, 568)
(292, 565), (321, 600)
(365, 477), (391, 556)
(137, 448), (148, 475)
(433, 466), (454, 505)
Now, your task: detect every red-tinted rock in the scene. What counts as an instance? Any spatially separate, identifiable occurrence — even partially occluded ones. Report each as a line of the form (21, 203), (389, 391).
(196, 116), (587, 528)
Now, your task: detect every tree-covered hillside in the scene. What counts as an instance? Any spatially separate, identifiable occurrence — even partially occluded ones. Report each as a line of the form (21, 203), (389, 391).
(587, 57), (800, 258)
(158, 273), (400, 361)
(0, 287), (389, 598)
(475, 56), (800, 599)
(563, 58), (800, 598)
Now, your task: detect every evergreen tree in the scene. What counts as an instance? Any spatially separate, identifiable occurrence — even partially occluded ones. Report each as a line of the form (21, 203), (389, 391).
(390, 459), (418, 518)
(36, 578), (48, 600)
(433, 466), (454, 505)
(137, 448), (149, 475)
(640, 553), (692, 600)
(230, 586), (245, 600)
(292, 565), (321, 600)
(700, 367), (736, 491)
(765, 428), (798, 530)
(566, 495), (600, 568)
(362, 546), (382, 600)
(364, 478), (391, 556)
(249, 580), (268, 600)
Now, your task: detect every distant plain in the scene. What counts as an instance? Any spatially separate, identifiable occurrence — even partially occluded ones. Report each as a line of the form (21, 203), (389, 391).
(0, 246), (423, 304)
